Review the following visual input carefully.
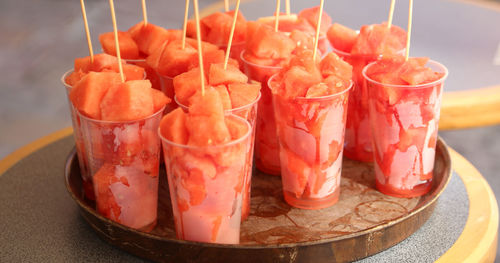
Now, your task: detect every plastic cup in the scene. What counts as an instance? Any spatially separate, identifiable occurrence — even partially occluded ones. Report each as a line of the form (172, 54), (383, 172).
(158, 74), (177, 113)
(78, 107), (164, 231)
(240, 50), (283, 175)
(363, 60), (448, 198)
(160, 115), (252, 244)
(62, 70), (94, 200)
(175, 92), (261, 221)
(331, 45), (404, 162)
(270, 75), (352, 209)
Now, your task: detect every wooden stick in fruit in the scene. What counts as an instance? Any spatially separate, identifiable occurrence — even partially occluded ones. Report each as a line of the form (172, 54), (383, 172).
(193, 0), (206, 96)
(312, 0), (325, 63)
(405, 0), (413, 61)
(387, 0), (396, 28)
(182, 0), (190, 49)
(224, 0), (229, 12)
(274, 0), (281, 32)
(108, 0), (125, 82)
(224, 0), (241, 70)
(79, 0), (94, 62)
(141, 0), (148, 26)
(285, 0), (290, 16)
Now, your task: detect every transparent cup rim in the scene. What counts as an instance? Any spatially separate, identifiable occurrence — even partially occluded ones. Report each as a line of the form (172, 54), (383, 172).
(268, 73), (354, 101)
(76, 104), (166, 125)
(158, 114), (252, 150)
(61, 69), (73, 88)
(240, 50), (284, 70)
(362, 59), (449, 89)
(174, 91), (262, 114)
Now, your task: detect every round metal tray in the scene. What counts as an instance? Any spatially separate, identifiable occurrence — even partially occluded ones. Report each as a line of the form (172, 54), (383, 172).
(64, 138), (451, 262)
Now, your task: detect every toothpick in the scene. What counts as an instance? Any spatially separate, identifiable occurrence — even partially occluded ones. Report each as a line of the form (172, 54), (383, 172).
(224, 0), (229, 12)
(108, 0), (125, 82)
(141, 0), (148, 26)
(79, 0), (94, 62)
(405, 0), (413, 61)
(274, 0), (281, 32)
(224, 0), (241, 70)
(285, 0), (290, 16)
(387, 0), (395, 28)
(193, 0), (206, 96)
(182, 0), (190, 49)
(312, 0), (325, 63)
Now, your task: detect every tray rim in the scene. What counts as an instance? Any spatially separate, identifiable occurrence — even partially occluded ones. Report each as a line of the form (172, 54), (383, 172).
(64, 137), (452, 250)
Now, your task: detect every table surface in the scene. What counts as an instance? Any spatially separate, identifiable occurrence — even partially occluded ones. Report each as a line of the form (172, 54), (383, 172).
(0, 127), (497, 262)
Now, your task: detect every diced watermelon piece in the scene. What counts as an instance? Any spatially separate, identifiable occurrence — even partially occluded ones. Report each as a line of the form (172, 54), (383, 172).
(99, 31), (140, 59)
(208, 63), (248, 86)
(214, 85), (232, 110)
(160, 108), (189, 144)
(74, 53), (122, 73)
(297, 6), (332, 35)
(246, 21), (296, 59)
(157, 40), (198, 77)
(128, 22), (169, 56)
(69, 71), (121, 119)
(94, 163), (122, 221)
(327, 23), (357, 53)
(351, 23), (406, 56)
(225, 116), (249, 140)
(320, 52), (353, 81)
(151, 88), (171, 112)
(305, 83), (330, 98)
(282, 149), (310, 198)
(281, 66), (322, 98)
(227, 82), (261, 108)
(65, 70), (85, 86)
(289, 30), (315, 51)
(173, 67), (207, 106)
(100, 80), (154, 121)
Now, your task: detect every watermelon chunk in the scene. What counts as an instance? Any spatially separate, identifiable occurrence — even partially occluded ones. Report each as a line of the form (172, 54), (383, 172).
(151, 88), (171, 112)
(160, 108), (189, 144)
(327, 23), (357, 53)
(225, 116), (249, 140)
(94, 163), (122, 221)
(99, 31), (140, 59)
(173, 67), (207, 106)
(157, 40), (198, 77)
(319, 52), (353, 81)
(351, 23), (406, 56)
(100, 80), (154, 121)
(227, 82), (261, 108)
(69, 71), (121, 119)
(213, 85), (232, 110)
(297, 6), (332, 35)
(246, 21), (296, 59)
(208, 63), (248, 86)
(128, 22), (170, 56)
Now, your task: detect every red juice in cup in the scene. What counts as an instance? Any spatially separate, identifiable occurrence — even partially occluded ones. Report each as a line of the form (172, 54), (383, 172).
(327, 23), (406, 162)
(363, 57), (448, 197)
(160, 88), (252, 244)
(270, 50), (352, 209)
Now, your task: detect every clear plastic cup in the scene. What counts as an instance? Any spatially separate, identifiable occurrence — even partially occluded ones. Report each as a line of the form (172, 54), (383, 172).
(270, 75), (352, 209)
(331, 45), (404, 163)
(62, 70), (93, 200)
(363, 60), (448, 198)
(240, 50), (283, 175)
(158, 74), (177, 113)
(160, 115), (252, 244)
(78, 107), (164, 231)
(175, 92), (261, 221)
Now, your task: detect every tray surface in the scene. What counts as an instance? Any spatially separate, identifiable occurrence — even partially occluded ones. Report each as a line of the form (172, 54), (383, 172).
(65, 139), (451, 262)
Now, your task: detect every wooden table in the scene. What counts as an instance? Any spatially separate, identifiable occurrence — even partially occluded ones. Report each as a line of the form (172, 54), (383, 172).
(0, 128), (497, 262)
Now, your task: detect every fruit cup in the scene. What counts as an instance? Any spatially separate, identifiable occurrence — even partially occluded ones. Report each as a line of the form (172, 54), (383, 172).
(62, 70), (93, 200)
(175, 92), (261, 221)
(241, 50), (283, 175)
(160, 115), (252, 244)
(363, 60), (448, 198)
(270, 75), (352, 209)
(78, 106), (164, 231)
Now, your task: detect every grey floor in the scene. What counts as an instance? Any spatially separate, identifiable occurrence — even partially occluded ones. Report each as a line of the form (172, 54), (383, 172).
(1, 0), (499, 261)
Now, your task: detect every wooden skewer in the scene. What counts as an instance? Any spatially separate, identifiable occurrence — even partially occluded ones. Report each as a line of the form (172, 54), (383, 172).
(312, 0), (325, 63)
(79, 0), (94, 63)
(387, 0), (396, 28)
(405, 0), (413, 61)
(224, 0), (241, 70)
(224, 0), (229, 12)
(285, 0), (290, 16)
(274, 0), (281, 32)
(108, 0), (125, 82)
(141, 0), (148, 26)
(182, 0), (190, 49)
(193, 0), (206, 96)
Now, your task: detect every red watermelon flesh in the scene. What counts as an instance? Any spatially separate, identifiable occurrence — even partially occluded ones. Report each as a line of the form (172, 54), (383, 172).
(94, 163), (122, 222)
(327, 23), (357, 53)
(160, 108), (189, 145)
(100, 80), (154, 121)
(297, 6), (332, 35)
(214, 85), (233, 110)
(208, 63), (248, 86)
(99, 31), (140, 59)
(351, 23), (406, 56)
(69, 71), (121, 119)
(225, 116), (248, 140)
(320, 52), (353, 81)
(188, 11), (247, 46)
(151, 88), (171, 112)
(65, 70), (85, 86)
(173, 67), (208, 106)
(128, 21), (169, 56)
(227, 82), (261, 109)
(157, 41), (198, 77)
(246, 21), (296, 60)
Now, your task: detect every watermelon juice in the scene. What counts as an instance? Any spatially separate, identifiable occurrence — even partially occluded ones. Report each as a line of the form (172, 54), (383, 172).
(160, 114), (251, 244)
(363, 58), (448, 198)
(78, 107), (164, 231)
(328, 23), (407, 162)
(62, 70), (93, 200)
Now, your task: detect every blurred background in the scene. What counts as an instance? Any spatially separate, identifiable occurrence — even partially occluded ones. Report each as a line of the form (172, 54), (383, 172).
(0, 0), (499, 260)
